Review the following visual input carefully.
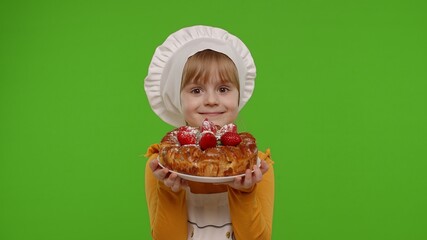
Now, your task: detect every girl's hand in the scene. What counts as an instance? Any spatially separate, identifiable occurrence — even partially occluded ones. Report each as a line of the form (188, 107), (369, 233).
(227, 160), (269, 192)
(149, 158), (188, 192)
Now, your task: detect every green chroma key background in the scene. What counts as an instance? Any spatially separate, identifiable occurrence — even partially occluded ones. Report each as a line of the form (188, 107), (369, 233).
(1, 0), (426, 239)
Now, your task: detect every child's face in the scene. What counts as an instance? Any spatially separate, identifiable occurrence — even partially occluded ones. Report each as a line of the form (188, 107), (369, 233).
(180, 79), (239, 127)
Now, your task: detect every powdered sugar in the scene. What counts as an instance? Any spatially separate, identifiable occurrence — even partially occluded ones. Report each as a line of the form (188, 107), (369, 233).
(174, 120), (239, 148)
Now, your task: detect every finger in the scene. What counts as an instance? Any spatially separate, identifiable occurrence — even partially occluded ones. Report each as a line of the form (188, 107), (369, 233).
(164, 173), (178, 187)
(229, 176), (242, 188)
(149, 158), (159, 171)
(242, 169), (253, 189)
(260, 160), (269, 175)
(153, 167), (169, 180)
(253, 164), (263, 183)
(171, 176), (182, 192)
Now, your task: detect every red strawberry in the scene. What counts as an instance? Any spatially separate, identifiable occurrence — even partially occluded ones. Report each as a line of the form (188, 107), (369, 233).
(177, 131), (197, 145)
(200, 118), (217, 134)
(220, 132), (242, 146)
(199, 132), (217, 150)
(179, 126), (194, 132)
(217, 123), (237, 136)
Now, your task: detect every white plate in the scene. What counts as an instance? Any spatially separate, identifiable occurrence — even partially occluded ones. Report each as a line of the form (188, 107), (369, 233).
(158, 158), (261, 183)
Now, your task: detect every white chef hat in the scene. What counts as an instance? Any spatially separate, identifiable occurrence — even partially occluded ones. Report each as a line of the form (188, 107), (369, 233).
(144, 25), (256, 127)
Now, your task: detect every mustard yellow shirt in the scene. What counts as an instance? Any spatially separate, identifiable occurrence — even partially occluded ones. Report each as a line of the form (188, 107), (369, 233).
(145, 144), (275, 240)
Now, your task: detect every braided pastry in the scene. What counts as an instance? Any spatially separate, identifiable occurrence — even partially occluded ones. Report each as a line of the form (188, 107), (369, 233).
(159, 119), (258, 177)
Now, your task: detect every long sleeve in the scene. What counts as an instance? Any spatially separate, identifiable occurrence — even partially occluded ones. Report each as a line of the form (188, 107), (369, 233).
(145, 144), (188, 239)
(228, 149), (275, 240)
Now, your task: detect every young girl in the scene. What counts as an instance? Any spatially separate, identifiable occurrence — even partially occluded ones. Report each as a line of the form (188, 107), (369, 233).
(144, 25), (274, 240)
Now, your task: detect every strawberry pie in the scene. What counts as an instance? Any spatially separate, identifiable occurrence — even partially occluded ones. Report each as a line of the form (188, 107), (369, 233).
(158, 119), (258, 177)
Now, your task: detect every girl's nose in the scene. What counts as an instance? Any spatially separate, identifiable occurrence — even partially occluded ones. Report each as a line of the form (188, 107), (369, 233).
(204, 91), (219, 105)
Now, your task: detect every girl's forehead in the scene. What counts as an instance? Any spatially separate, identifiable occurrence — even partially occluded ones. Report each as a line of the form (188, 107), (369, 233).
(185, 75), (234, 86)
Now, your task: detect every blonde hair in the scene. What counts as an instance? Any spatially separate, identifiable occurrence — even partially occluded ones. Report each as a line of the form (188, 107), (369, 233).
(181, 49), (239, 91)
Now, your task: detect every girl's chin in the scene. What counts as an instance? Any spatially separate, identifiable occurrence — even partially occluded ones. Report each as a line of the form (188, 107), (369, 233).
(201, 114), (221, 120)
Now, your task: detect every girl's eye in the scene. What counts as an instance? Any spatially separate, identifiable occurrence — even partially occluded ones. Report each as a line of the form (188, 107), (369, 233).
(190, 88), (202, 94)
(219, 87), (230, 93)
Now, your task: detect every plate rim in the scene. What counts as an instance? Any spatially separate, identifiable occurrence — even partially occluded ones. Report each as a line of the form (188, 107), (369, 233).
(157, 158), (260, 183)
